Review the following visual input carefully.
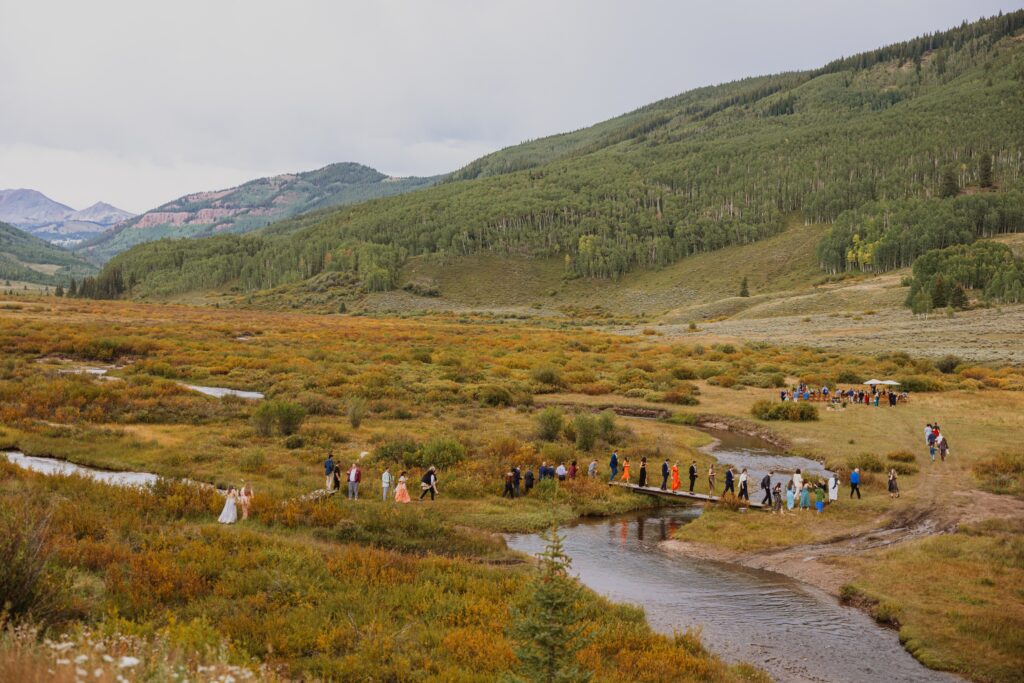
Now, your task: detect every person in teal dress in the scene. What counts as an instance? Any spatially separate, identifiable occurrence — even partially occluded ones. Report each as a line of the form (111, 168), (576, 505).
(786, 482), (796, 511)
(799, 483), (811, 510)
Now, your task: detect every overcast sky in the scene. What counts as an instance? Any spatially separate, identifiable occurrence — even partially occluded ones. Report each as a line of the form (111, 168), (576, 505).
(0, 0), (1019, 213)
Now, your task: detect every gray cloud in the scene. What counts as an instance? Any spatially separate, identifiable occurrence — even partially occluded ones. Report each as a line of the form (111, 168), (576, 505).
(0, 0), (1017, 212)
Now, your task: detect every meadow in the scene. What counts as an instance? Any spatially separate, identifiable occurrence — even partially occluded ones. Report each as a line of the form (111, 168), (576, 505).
(1, 297), (1022, 680)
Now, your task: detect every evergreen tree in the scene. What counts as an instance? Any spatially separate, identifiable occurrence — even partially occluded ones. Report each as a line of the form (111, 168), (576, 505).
(509, 527), (591, 683)
(949, 283), (969, 309)
(54, 284), (64, 297)
(939, 167), (959, 198)
(979, 153), (993, 188)
(930, 275), (948, 308)
(739, 276), (750, 297)
(68, 278), (77, 297)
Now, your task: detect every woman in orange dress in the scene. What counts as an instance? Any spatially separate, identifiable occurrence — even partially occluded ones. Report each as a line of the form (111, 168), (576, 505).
(395, 471), (412, 503)
(670, 463), (680, 491)
(621, 458), (631, 483)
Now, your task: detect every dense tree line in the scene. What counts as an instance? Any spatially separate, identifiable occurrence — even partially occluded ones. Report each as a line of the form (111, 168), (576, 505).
(905, 241), (1024, 311)
(817, 191), (1024, 273)
(98, 11), (1024, 299)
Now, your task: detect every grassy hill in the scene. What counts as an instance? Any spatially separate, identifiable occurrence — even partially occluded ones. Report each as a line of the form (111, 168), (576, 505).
(80, 162), (439, 262)
(0, 221), (97, 286)
(104, 11), (1024, 305)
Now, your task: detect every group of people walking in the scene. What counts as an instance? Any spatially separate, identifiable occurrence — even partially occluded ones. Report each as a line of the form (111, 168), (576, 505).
(924, 423), (951, 462)
(781, 384), (908, 407)
(322, 453), (438, 503)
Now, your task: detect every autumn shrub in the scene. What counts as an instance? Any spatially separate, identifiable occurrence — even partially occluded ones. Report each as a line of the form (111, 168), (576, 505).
(251, 400), (306, 436)
(889, 462), (919, 475)
(536, 407), (564, 441)
(477, 384), (513, 407)
(973, 452), (1024, 496)
(0, 508), (70, 624)
(346, 396), (368, 428)
(284, 435), (304, 449)
(750, 400), (818, 421)
(530, 364), (562, 387)
(372, 436), (418, 464)
(935, 355), (962, 374)
(671, 365), (696, 380)
(887, 450), (917, 463)
(896, 375), (943, 392)
(848, 453), (885, 473)
(240, 452), (266, 474)
(413, 436), (466, 469)
(572, 413), (599, 451)
(597, 410), (617, 443)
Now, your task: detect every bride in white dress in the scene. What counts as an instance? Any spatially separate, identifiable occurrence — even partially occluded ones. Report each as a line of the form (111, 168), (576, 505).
(218, 487), (239, 524)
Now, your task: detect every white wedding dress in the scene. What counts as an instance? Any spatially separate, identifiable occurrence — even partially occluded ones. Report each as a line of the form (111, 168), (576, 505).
(218, 492), (238, 524)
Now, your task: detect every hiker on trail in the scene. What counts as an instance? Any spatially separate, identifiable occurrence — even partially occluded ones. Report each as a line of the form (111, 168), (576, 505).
(927, 428), (937, 462)
(799, 482), (811, 511)
(738, 468), (749, 501)
(761, 471), (773, 506)
(723, 466), (735, 497)
(347, 463), (361, 500)
(395, 471), (411, 503)
(569, 461), (578, 480)
(661, 459), (670, 490)
(621, 458), (631, 483)
(503, 469), (516, 498)
(850, 468), (862, 499)
(888, 468), (900, 498)
(381, 467), (394, 502)
(524, 467), (535, 494)
(828, 472), (839, 503)
(707, 464), (716, 495)
(772, 483), (784, 514)
(609, 452), (619, 481)
(588, 460), (598, 478)
(814, 483), (825, 513)
(786, 481), (795, 511)
(420, 466), (438, 501)
(924, 423), (933, 446)
(513, 466), (521, 496)
(556, 463), (567, 481)
(671, 462), (680, 491)
(324, 453), (335, 491)
(638, 457), (648, 487)
(937, 433), (950, 462)
(688, 461), (698, 492)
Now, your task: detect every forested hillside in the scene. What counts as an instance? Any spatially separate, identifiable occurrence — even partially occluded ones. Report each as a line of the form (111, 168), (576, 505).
(0, 222), (97, 286)
(104, 11), (1024, 299)
(80, 163), (439, 262)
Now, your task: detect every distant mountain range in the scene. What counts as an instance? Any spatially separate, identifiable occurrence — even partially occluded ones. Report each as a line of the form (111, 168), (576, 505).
(0, 189), (134, 248)
(0, 220), (97, 286)
(78, 162), (440, 262)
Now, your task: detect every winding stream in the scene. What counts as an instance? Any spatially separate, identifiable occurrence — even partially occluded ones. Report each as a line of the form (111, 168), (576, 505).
(507, 430), (952, 683)
(5, 450), (158, 487)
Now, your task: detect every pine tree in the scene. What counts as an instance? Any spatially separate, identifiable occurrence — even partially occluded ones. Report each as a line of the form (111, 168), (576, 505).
(509, 527), (592, 683)
(68, 278), (77, 297)
(930, 275), (948, 308)
(939, 167), (959, 198)
(739, 276), (750, 297)
(949, 284), (969, 309)
(979, 153), (993, 188)
(55, 284), (64, 297)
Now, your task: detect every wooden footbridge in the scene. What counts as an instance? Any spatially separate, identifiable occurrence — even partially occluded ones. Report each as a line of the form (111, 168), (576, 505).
(609, 481), (768, 509)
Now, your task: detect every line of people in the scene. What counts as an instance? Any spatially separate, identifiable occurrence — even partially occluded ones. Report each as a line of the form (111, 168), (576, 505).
(322, 453), (439, 503)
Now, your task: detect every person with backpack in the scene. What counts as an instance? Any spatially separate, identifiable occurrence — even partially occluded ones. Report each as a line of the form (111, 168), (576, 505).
(420, 466), (438, 501)
(937, 434), (950, 462)
(324, 453), (335, 491)
(850, 468), (862, 499)
(760, 471), (773, 506)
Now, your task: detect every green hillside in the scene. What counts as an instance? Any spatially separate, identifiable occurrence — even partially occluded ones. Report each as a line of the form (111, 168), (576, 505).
(80, 162), (439, 262)
(0, 221), (97, 286)
(104, 11), (1024, 302)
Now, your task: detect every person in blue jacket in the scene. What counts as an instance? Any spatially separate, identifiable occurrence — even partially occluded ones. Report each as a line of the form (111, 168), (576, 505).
(324, 453), (335, 491)
(850, 467), (862, 499)
(609, 451), (619, 481)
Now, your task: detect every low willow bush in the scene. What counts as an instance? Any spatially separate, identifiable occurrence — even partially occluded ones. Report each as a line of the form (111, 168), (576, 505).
(974, 452), (1024, 496)
(750, 400), (818, 421)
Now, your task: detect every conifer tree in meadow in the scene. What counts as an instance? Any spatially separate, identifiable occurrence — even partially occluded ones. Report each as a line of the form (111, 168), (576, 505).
(509, 527), (591, 683)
